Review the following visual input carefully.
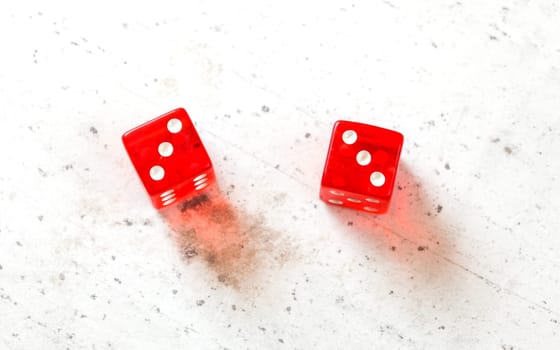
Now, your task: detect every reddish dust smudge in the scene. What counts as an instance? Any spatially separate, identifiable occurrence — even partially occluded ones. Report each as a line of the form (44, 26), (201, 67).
(161, 185), (293, 289)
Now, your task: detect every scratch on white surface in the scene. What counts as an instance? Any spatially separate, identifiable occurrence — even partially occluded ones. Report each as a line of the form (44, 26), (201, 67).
(442, 256), (560, 316)
(118, 84), (163, 108)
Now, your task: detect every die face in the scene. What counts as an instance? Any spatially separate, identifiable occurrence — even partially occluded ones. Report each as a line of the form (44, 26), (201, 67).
(148, 169), (215, 209)
(122, 108), (214, 209)
(320, 186), (389, 214)
(320, 120), (403, 213)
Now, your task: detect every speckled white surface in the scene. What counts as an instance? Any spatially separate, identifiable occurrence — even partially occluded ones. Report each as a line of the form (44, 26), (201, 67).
(1, 1), (560, 349)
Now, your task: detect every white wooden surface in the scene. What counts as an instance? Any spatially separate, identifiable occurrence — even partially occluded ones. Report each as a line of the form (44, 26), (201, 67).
(1, 1), (560, 349)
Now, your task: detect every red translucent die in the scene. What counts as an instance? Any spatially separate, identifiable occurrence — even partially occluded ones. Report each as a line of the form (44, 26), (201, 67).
(320, 120), (403, 214)
(122, 108), (215, 209)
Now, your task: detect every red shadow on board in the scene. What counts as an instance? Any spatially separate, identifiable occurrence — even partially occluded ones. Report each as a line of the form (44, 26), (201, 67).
(160, 183), (292, 290)
(326, 162), (455, 274)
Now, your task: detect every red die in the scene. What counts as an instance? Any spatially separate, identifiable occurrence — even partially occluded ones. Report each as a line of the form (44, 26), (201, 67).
(122, 108), (215, 209)
(320, 120), (403, 214)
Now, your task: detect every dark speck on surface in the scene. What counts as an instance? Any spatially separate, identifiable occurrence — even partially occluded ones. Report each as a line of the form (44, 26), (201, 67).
(196, 300), (205, 306)
(59, 273), (65, 280)
(261, 105), (270, 113)
(206, 253), (217, 265)
(437, 205), (443, 213)
(489, 35), (498, 40)
(114, 278), (122, 284)
(179, 194), (210, 212)
(184, 245), (198, 259)
(64, 164), (73, 171)
(391, 246), (396, 251)
(278, 339), (284, 344)
(492, 137), (501, 143)
(0, 264), (3, 270)
(16, 241), (22, 247)
(89, 126), (98, 135)
(172, 289), (178, 295)
(305, 132), (311, 138)
(38, 215), (43, 221)
(124, 219), (133, 226)
(347, 221), (353, 226)
(417, 246), (427, 251)
(504, 146), (513, 154)
(444, 163), (450, 170)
